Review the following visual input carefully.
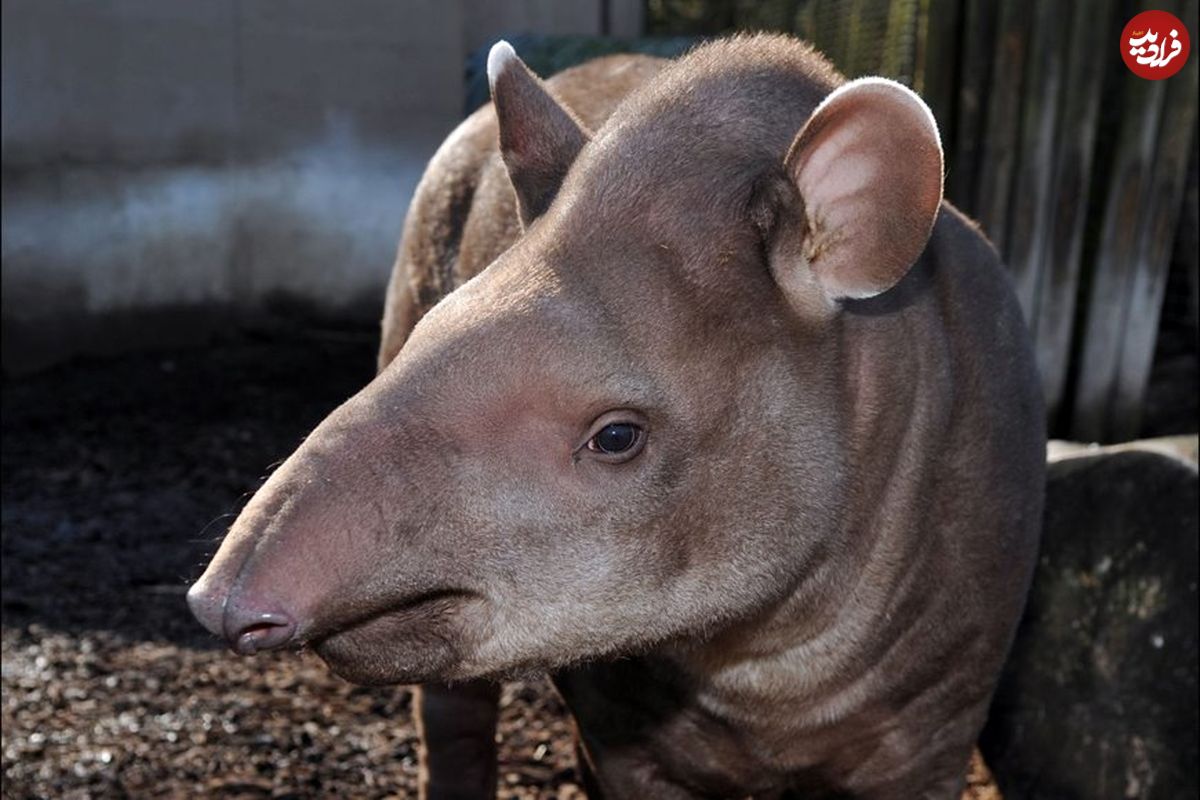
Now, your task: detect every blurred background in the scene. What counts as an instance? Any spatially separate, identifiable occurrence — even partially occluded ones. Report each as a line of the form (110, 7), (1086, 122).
(2, 1), (1196, 798)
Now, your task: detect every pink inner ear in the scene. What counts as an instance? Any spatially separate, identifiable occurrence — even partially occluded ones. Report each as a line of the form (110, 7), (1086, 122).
(785, 79), (944, 300)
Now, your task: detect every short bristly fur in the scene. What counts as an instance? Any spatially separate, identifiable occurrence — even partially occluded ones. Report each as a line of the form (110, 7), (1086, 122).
(190, 35), (1044, 799)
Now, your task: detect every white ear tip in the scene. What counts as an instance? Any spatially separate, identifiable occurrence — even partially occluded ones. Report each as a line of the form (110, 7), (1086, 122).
(487, 40), (518, 90)
(824, 77), (941, 147)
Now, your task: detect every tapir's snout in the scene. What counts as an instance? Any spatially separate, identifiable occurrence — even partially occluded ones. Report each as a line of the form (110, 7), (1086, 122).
(185, 456), (318, 658)
(187, 576), (298, 655)
(184, 368), (494, 684)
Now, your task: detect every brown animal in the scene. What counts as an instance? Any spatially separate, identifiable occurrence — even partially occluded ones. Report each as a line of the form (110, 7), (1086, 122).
(188, 35), (1045, 799)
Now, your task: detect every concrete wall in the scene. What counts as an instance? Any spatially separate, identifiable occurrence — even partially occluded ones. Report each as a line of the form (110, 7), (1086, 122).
(462, 0), (643, 52)
(1, 0), (641, 370)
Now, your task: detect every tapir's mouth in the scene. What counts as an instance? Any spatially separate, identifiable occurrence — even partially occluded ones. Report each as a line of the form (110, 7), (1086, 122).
(303, 588), (477, 645)
(303, 589), (481, 684)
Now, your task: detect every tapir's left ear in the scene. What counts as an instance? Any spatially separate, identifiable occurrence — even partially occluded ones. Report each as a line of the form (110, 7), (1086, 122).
(487, 41), (591, 228)
(764, 78), (943, 311)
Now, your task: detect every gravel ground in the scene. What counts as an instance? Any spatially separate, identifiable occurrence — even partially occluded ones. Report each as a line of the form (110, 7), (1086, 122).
(1, 329), (1000, 799)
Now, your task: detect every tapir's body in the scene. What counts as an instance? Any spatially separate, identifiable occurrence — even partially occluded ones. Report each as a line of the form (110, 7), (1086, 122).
(190, 36), (1044, 799)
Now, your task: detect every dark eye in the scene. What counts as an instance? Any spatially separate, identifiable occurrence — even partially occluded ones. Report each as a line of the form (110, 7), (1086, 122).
(588, 422), (642, 455)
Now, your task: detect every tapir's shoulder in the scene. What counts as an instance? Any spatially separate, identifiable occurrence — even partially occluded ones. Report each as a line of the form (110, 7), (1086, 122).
(927, 202), (1020, 315)
(926, 201), (1045, 440)
(931, 203), (1002, 268)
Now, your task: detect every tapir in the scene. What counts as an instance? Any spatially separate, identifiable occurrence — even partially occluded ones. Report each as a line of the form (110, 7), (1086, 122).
(188, 35), (1045, 799)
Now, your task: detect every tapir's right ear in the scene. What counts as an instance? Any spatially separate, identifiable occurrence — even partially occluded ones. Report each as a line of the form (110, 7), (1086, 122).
(488, 41), (591, 228)
(760, 78), (944, 316)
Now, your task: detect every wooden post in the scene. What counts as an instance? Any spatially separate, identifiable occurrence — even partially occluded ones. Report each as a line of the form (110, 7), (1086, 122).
(949, 0), (999, 214)
(974, 0), (1034, 255)
(1004, 0), (1071, 326)
(1070, 1), (1172, 441)
(915, 0), (963, 151)
(1032, 0), (1118, 421)
(1110, 0), (1199, 439)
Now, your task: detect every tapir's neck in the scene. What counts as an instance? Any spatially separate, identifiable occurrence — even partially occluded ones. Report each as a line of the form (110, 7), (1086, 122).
(664, 247), (956, 736)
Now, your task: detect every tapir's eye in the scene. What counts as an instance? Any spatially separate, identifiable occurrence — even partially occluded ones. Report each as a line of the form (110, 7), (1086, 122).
(590, 423), (640, 454)
(581, 413), (647, 463)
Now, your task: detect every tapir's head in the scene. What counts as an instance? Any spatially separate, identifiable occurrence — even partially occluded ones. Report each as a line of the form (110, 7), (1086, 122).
(188, 40), (943, 685)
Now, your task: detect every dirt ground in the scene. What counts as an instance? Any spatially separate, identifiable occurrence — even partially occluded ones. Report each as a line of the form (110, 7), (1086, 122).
(0, 329), (1004, 799)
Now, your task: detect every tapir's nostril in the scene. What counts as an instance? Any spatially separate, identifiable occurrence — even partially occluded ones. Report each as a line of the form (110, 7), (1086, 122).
(226, 609), (296, 655)
(189, 577), (297, 655)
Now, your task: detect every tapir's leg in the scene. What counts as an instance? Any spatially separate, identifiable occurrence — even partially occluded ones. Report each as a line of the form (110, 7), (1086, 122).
(574, 740), (606, 799)
(416, 679), (501, 800)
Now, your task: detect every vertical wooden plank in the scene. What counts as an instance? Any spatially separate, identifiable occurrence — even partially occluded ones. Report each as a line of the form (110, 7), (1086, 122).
(842, 0), (872, 77)
(794, 0), (818, 48)
(948, 0), (999, 213)
(973, 0), (1034, 255)
(798, 0), (918, 83)
(798, 0), (846, 71)
(1070, 6), (1170, 441)
(915, 0), (963, 150)
(1004, 0), (1071, 325)
(1182, 141), (1200, 339)
(822, 0), (851, 71)
(880, 0), (919, 84)
(1110, 0), (1199, 439)
(734, 0), (803, 32)
(1032, 0), (1119, 421)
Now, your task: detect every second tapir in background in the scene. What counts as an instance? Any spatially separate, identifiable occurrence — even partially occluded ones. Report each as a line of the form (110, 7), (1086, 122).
(189, 35), (1045, 800)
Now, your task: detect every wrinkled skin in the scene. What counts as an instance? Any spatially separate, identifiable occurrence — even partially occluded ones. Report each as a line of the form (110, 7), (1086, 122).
(190, 35), (1044, 799)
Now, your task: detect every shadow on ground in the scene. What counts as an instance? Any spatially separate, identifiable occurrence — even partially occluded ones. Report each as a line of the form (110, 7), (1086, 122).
(1, 329), (378, 646)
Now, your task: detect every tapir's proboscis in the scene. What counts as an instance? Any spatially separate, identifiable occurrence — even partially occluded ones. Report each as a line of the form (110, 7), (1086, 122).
(189, 36), (1045, 799)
